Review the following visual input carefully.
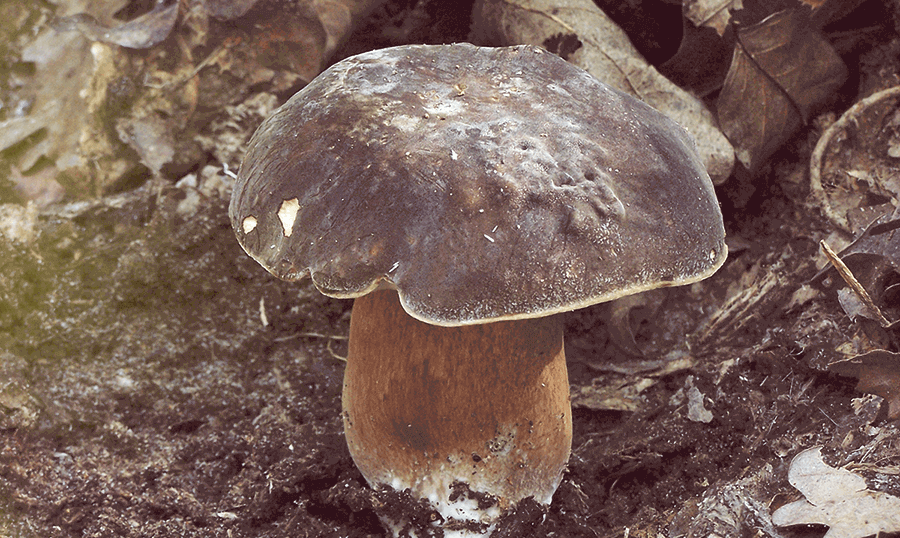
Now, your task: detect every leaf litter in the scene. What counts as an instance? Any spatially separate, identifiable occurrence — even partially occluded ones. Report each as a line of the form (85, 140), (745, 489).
(772, 447), (900, 538)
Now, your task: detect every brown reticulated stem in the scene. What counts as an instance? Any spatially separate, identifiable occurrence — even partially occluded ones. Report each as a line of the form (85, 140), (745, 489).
(343, 289), (572, 535)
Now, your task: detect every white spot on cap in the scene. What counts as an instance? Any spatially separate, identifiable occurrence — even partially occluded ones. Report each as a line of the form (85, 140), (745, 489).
(278, 198), (300, 237)
(242, 215), (258, 234)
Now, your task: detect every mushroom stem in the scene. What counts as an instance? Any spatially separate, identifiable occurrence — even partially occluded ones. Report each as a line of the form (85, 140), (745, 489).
(343, 289), (572, 536)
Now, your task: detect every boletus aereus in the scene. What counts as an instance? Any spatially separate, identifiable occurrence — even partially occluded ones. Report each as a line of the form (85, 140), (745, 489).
(230, 43), (726, 537)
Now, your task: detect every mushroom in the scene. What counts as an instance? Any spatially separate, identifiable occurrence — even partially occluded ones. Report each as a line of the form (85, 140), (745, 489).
(230, 43), (727, 537)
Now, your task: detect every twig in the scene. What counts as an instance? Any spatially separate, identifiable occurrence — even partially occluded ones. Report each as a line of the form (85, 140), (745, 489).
(326, 339), (347, 362)
(820, 240), (891, 327)
(273, 332), (348, 342)
(272, 331), (348, 361)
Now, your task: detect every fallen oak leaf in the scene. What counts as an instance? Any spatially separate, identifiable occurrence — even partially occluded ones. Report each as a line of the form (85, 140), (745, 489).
(717, 9), (847, 171)
(772, 447), (900, 538)
(734, 10), (846, 123)
(718, 35), (802, 172)
(828, 350), (900, 420)
(669, 0), (865, 98)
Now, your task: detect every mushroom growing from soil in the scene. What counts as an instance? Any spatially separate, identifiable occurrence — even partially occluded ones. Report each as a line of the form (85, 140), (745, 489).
(230, 43), (727, 537)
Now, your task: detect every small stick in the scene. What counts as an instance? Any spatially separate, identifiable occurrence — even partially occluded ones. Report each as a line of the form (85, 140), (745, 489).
(820, 240), (891, 327)
(274, 332), (348, 342)
(326, 339), (347, 362)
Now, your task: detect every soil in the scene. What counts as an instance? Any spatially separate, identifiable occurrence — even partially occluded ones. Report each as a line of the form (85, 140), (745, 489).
(1, 1), (900, 538)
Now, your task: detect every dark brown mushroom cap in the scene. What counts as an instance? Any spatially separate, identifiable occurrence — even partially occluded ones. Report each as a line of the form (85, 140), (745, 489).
(230, 43), (726, 326)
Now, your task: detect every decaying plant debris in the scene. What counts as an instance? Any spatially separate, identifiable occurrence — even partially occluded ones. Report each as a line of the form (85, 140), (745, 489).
(1, 0), (900, 537)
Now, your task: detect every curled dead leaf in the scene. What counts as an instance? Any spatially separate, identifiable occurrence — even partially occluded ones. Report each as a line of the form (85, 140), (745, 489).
(718, 9), (847, 171)
(659, 15), (732, 97)
(810, 86), (900, 232)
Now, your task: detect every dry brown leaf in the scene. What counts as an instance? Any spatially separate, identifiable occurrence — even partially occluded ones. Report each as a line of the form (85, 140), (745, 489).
(772, 447), (900, 537)
(840, 216), (900, 274)
(718, 42), (803, 171)
(836, 287), (881, 324)
(717, 9), (847, 171)
(739, 10), (846, 121)
(659, 16), (732, 96)
(828, 350), (900, 419)
(684, 0), (743, 36)
(668, 0), (865, 97)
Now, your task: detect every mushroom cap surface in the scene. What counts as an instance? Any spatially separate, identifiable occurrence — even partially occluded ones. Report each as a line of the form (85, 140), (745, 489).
(230, 43), (727, 326)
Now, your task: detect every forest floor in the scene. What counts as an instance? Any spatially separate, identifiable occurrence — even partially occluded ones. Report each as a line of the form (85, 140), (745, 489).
(1, 0), (900, 537)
